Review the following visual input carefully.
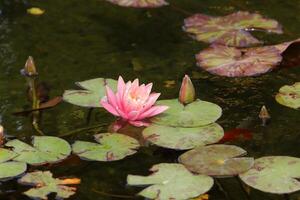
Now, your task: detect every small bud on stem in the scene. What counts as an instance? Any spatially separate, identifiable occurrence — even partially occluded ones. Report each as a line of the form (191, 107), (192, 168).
(259, 105), (271, 126)
(179, 75), (196, 105)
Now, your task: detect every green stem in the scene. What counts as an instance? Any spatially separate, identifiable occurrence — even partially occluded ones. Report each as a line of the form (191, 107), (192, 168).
(215, 179), (232, 200)
(92, 189), (136, 199)
(235, 176), (251, 200)
(58, 123), (106, 137)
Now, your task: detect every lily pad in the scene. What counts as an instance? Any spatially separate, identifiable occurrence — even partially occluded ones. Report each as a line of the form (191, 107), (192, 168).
(19, 171), (78, 199)
(105, 0), (168, 8)
(179, 145), (254, 177)
(127, 163), (214, 200)
(63, 78), (117, 108)
(275, 82), (300, 109)
(239, 156), (300, 194)
(5, 136), (71, 165)
(0, 148), (27, 180)
(151, 99), (222, 127)
(72, 133), (140, 161)
(142, 123), (224, 150)
(184, 11), (282, 47)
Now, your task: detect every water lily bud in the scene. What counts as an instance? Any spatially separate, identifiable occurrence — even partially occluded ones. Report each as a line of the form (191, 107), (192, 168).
(0, 125), (4, 146)
(179, 75), (196, 104)
(259, 105), (270, 126)
(23, 56), (38, 76)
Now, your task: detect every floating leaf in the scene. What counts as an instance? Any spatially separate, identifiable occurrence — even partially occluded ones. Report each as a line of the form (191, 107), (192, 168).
(19, 171), (80, 199)
(275, 82), (300, 109)
(0, 148), (27, 180)
(63, 78), (117, 108)
(27, 7), (45, 15)
(184, 11), (282, 47)
(105, 0), (168, 8)
(5, 136), (71, 165)
(72, 133), (139, 161)
(127, 163), (214, 200)
(143, 123), (224, 150)
(151, 99), (222, 127)
(179, 145), (254, 177)
(239, 156), (300, 194)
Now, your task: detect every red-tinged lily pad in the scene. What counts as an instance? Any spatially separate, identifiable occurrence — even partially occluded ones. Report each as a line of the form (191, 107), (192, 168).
(184, 11), (282, 47)
(275, 82), (300, 109)
(219, 128), (253, 143)
(105, 0), (168, 8)
(18, 171), (80, 199)
(5, 136), (71, 165)
(239, 156), (300, 194)
(63, 78), (117, 108)
(127, 163), (214, 200)
(179, 145), (254, 177)
(151, 99), (222, 127)
(0, 148), (27, 180)
(72, 133), (140, 161)
(142, 123), (224, 150)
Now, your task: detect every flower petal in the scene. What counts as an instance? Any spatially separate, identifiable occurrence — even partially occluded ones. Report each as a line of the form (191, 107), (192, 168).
(129, 120), (150, 127)
(101, 101), (120, 117)
(105, 86), (118, 108)
(137, 105), (169, 120)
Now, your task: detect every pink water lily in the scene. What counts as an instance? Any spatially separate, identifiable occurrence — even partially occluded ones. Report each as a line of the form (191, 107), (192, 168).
(101, 76), (168, 127)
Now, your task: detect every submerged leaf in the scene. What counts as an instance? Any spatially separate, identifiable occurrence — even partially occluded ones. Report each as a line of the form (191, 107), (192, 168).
(72, 133), (140, 161)
(239, 156), (300, 194)
(105, 0), (168, 8)
(143, 123), (224, 150)
(127, 163), (214, 200)
(275, 82), (300, 109)
(184, 11), (282, 47)
(19, 171), (80, 199)
(5, 136), (71, 165)
(219, 128), (253, 143)
(27, 7), (45, 16)
(63, 78), (117, 108)
(151, 99), (222, 127)
(179, 145), (254, 177)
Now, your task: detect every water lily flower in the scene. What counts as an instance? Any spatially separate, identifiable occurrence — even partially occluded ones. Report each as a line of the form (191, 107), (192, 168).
(101, 76), (168, 127)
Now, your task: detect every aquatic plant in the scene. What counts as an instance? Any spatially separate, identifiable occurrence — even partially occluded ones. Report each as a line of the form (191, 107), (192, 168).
(105, 0), (169, 8)
(101, 76), (169, 127)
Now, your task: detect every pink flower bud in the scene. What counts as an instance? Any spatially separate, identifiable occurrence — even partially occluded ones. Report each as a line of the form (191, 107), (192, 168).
(179, 75), (196, 104)
(24, 56), (38, 76)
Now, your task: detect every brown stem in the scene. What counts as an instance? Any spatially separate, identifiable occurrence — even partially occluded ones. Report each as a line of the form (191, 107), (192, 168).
(92, 189), (136, 199)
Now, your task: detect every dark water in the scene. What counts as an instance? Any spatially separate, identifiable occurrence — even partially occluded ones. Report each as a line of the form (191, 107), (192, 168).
(0, 0), (300, 199)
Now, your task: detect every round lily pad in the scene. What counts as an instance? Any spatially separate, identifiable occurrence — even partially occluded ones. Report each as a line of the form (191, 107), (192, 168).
(179, 145), (254, 177)
(19, 171), (78, 199)
(72, 133), (140, 161)
(5, 136), (71, 165)
(239, 156), (300, 194)
(196, 45), (282, 77)
(275, 82), (300, 109)
(184, 11), (282, 47)
(142, 123), (224, 150)
(63, 78), (117, 108)
(127, 163), (214, 200)
(0, 148), (27, 180)
(105, 0), (168, 8)
(151, 99), (222, 127)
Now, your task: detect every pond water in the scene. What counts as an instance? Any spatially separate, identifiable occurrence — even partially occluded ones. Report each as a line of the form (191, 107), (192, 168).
(0, 0), (300, 199)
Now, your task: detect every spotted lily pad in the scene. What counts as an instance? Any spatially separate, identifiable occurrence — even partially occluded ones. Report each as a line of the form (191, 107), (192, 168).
(239, 156), (300, 194)
(19, 171), (78, 199)
(184, 11), (282, 47)
(275, 82), (300, 109)
(0, 148), (27, 180)
(127, 163), (214, 200)
(72, 133), (140, 161)
(105, 0), (168, 8)
(179, 145), (254, 177)
(63, 78), (117, 108)
(5, 136), (71, 165)
(142, 123), (224, 150)
(151, 99), (222, 127)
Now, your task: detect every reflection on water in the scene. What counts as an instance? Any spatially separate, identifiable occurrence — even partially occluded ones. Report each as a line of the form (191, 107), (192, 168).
(0, 0), (300, 199)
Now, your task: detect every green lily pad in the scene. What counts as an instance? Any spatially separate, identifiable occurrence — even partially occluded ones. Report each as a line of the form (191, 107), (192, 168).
(142, 123), (224, 150)
(179, 145), (254, 177)
(63, 78), (117, 108)
(72, 133), (140, 161)
(0, 148), (27, 180)
(184, 11), (282, 47)
(239, 156), (300, 194)
(151, 99), (222, 127)
(127, 163), (213, 200)
(19, 171), (78, 199)
(275, 82), (300, 109)
(5, 136), (71, 165)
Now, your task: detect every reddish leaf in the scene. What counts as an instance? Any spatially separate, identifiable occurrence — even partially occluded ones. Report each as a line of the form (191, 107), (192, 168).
(219, 128), (253, 143)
